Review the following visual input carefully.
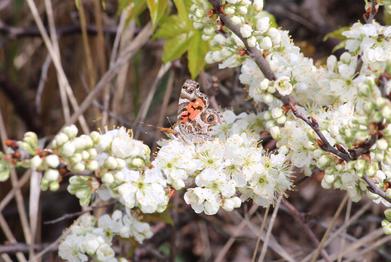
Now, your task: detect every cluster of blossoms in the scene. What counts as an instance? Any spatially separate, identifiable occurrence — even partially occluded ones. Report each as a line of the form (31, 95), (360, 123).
(58, 211), (152, 262)
(154, 131), (291, 214)
(2, 1), (391, 261)
(189, 0), (391, 232)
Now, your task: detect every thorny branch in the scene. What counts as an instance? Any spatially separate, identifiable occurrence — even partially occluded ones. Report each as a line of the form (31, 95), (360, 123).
(208, 0), (391, 204)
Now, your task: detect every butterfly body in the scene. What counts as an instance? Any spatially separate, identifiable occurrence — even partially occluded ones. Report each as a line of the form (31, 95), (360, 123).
(173, 80), (223, 143)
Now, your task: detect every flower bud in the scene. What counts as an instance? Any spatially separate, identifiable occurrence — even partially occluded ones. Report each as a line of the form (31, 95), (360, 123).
(73, 163), (86, 172)
(131, 157), (145, 168)
(240, 24), (253, 38)
(45, 169), (60, 181)
(260, 36), (272, 50)
(63, 125), (78, 138)
(45, 154), (60, 168)
(54, 133), (69, 146)
(87, 160), (99, 171)
(61, 142), (76, 157)
(31, 155), (43, 169)
(49, 181), (60, 191)
(102, 172), (114, 185)
(105, 157), (118, 169)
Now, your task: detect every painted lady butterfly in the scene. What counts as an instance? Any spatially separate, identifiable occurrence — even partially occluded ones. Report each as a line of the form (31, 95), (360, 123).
(172, 79), (223, 143)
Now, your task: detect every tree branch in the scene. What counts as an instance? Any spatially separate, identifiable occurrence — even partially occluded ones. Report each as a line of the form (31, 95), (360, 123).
(207, 0), (390, 204)
(281, 199), (331, 262)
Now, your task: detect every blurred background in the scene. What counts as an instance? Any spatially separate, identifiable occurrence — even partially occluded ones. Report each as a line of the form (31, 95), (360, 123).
(0, 0), (390, 261)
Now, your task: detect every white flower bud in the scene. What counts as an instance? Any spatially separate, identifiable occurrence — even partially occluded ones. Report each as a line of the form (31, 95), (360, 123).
(117, 159), (126, 169)
(253, 0), (264, 10)
(102, 172), (114, 185)
(81, 151), (90, 160)
(247, 36), (257, 47)
(268, 28), (281, 44)
(45, 169), (60, 181)
(376, 139), (388, 151)
(318, 155), (329, 168)
(257, 17), (270, 33)
(271, 107), (283, 119)
(105, 156), (118, 169)
(382, 106), (391, 120)
(260, 36), (272, 50)
(225, 7), (235, 15)
(86, 160), (99, 171)
(270, 126), (280, 138)
(263, 94), (274, 103)
(267, 84), (276, 93)
(49, 181), (60, 191)
(54, 133), (68, 146)
(131, 158), (145, 168)
(63, 125), (78, 138)
(70, 153), (82, 164)
(240, 24), (253, 38)
(73, 163), (85, 172)
(88, 148), (97, 158)
(31, 155), (43, 169)
(61, 142), (76, 157)
(45, 155), (60, 168)
(260, 79), (270, 90)
(276, 115), (286, 124)
(238, 6), (248, 14)
(90, 131), (101, 144)
(354, 159), (366, 171)
(324, 174), (335, 184)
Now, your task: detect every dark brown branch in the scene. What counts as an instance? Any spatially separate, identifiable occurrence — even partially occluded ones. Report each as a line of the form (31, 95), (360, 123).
(0, 21), (118, 38)
(207, 0), (390, 204)
(282, 199), (331, 262)
(43, 202), (114, 225)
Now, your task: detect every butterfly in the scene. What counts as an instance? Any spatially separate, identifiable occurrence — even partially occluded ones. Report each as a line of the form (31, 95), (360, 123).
(170, 79), (223, 143)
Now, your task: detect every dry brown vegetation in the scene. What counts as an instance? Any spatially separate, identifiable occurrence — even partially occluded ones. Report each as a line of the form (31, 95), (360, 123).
(0, 0), (390, 261)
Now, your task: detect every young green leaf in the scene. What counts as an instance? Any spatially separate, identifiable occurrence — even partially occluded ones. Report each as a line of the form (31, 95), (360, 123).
(146, 0), (169, 27)
(162, 32), (194, 62)
(188, 31), (208, 79)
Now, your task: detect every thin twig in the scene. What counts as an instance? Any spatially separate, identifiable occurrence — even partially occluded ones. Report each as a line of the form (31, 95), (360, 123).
(65, 23), (153, 126)
(0, 110), (33, 259)
(215, 205), (258, 262)
(258, 195), (282, 262)
(44, 0), (71, 122)
(251, 206), (270, 262)
(134, 63), (172, 138)
(43, 203), (112, 225)
(338, 199), (352, 262)
(0, 215), (27, 262)
(26, 0), (90, 134)
(281, 199), (331, 262)
(310, 195), (349, 262)
(208, 0), (390, 204)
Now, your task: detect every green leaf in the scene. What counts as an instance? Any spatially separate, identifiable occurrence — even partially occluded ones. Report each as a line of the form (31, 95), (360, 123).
(154, 15), (191, 39)
(323, 26), (350, 42)
(173, 0), (191, 21)
(188, 31), (208, 78)
(162, 32), (194, 62)
(146, 0), (169, 27)
(385, 0), (391, 24)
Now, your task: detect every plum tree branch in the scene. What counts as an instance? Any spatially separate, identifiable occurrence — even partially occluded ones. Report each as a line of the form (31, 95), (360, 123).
(207, 0), (390, 204)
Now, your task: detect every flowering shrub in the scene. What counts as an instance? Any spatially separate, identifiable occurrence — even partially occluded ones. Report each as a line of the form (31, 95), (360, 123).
(1, 0), (391, 260)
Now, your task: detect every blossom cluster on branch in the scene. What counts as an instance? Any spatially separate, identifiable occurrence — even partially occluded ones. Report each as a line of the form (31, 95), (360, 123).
(1, 0), (391, 261)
